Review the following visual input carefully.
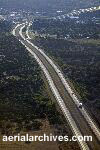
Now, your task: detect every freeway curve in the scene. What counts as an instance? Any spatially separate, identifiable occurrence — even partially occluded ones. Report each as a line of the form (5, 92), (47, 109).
(12, 23), (100, 150)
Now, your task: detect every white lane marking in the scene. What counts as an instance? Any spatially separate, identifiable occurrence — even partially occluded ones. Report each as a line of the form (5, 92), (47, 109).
(12, 24), (21, 36)
(26, 23), (32, 40)
(25, 23), (100, 141)
(14, 26), (89, 150)
(12, 23), (25, 36)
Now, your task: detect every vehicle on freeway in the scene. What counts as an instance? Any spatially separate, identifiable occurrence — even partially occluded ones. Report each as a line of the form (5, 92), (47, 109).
(79, 103), (83, 109)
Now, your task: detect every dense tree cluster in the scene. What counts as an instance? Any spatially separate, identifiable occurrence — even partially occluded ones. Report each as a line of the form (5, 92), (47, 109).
(31, 11), (100, 125)
(33, 36), (100, 124)
(0, 21), (63, 135)
(0, 20), (12, 32)
(31, 11), (100, 39)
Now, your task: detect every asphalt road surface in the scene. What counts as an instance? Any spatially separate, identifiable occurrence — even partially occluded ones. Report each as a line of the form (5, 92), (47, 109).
(12, 23), (100, 150)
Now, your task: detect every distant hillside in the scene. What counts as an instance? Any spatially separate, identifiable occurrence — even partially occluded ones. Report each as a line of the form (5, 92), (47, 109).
(0, 0), (100, 11)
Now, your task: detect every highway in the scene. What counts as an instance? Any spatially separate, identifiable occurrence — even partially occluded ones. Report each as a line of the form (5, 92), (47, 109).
(12, 23), (100, 150)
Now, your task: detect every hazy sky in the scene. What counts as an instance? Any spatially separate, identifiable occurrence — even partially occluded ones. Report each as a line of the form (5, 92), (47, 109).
(0, 0), (99, 11)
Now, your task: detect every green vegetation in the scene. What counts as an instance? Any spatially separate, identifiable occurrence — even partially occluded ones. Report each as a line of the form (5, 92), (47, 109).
(0, 20), (81, 150)
(31, 11), (100, 126)
(32, 34), (100, 124)
(69, 39), (100, 46)
(0, 20), (12, 32)
(31, 11), (100, 39)
(0, 21), (64, 136)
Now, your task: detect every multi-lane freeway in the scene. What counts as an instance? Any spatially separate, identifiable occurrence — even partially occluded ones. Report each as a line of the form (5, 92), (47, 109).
(12, 23), (100, 150)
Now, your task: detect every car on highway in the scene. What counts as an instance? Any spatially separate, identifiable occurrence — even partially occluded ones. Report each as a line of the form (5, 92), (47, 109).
(79, 103), (83, 109)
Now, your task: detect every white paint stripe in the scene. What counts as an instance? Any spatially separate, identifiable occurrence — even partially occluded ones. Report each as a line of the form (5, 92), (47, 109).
(26, 23), (32, 40)
(13, 24), (90, 150)
(25, 23), (100, 141)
